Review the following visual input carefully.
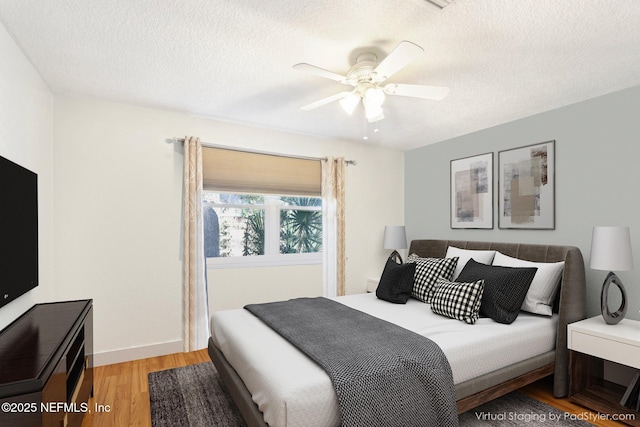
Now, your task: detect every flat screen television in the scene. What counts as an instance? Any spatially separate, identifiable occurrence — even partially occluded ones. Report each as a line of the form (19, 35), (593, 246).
(0, 155), (38, 308)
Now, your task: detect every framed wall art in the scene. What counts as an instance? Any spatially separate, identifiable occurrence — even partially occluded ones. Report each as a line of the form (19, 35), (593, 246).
(498, 140), (555, 229)
(450, 152), (493, 229)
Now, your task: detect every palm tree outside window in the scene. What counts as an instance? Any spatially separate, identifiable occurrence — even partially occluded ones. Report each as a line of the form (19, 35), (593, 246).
(203, 192), (322, 266)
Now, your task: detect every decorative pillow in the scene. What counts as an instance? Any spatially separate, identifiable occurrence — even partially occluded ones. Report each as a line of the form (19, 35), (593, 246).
(406, 254), (458, 303)
(445, 246), (496, 280)
(376, 257), (417, 304)
(491, 252), (565, 316)
(456, 259), (537, 324)
(430, 278), (485, 324)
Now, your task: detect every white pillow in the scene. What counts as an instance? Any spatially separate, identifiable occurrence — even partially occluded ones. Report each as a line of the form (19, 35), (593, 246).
(445, 246), (496, 280)
(491, 251), (564, 316)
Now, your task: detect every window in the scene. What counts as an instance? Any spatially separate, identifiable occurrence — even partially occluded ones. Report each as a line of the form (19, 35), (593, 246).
(201, 146), (323, 268)
(204, 192), (322, 268)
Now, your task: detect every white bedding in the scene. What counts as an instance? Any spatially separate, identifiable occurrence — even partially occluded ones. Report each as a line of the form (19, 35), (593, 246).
(210, 293), (558, 427)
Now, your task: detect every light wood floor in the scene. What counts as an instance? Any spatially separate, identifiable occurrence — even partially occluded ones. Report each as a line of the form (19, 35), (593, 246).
(81, 349), (210, 427)
(520, 377), (627, 427)
(81, 350), (628, 427)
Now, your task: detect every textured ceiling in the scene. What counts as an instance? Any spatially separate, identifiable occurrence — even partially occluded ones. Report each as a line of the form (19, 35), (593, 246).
(1, 0), (639, 150)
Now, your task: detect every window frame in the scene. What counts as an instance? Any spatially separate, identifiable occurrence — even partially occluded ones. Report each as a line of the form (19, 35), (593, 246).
(205, 193), (323, 269)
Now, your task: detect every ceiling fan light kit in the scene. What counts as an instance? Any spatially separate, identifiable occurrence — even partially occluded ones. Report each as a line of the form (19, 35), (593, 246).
(294, 40), (449, 124)
(363, 88), (385, 122)
(339, 93), (360, 115)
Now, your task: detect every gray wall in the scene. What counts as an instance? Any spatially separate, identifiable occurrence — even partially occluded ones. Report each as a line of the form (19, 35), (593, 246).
(405, 85), (640, 320)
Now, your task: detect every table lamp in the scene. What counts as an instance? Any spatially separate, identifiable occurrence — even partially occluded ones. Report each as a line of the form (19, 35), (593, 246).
(589, 226), (634, 325)
(383, 226), (407, 263)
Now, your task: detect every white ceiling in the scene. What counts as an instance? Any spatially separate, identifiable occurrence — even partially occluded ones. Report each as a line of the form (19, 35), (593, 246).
(1, 0), (639, 151)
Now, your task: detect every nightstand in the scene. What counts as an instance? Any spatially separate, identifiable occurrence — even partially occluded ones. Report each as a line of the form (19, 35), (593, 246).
(568, 316), (640, 426)
(366, 277), (380, 293)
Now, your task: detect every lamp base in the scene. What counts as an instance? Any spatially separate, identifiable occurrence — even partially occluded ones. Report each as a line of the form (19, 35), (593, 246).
(388, 250), (403, 264)
(600, 271), (627, 325)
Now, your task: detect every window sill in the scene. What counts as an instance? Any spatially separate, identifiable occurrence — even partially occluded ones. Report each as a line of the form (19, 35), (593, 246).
(207, 253), (322, 269)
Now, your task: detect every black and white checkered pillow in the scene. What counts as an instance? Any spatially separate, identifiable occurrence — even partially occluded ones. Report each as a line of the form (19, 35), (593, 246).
(430, 278), (485, 324)
(406, 254), (458, 303)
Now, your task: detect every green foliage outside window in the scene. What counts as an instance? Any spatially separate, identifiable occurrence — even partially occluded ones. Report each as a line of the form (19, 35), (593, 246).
(204, 193), (322, 258)
(242, 208), (265, 256)
(279, 197), (322, 254)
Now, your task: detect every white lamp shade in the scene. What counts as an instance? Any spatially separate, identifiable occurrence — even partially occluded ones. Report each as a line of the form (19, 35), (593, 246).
(383, 226), (407, 250)
(339, 93), (360, 115)
(364, 88), (385, 106)
(365, 106), (384, 123)
(364, 88), (385, 122)
(589, 226), (634, 271)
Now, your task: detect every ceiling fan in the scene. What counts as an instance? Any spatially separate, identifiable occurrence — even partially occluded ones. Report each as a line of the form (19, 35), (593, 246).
(293, 41), (449, 123)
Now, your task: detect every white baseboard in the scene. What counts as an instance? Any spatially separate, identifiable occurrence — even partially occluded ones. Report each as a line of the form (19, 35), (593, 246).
(93, 340), (184, 366)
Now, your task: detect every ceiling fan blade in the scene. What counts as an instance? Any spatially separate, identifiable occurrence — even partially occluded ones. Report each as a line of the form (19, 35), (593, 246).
(300, 91), (353, 111)
(383, 83), (450, 100)
(374, 41), (424, 81)
(293, 63), (347, 83)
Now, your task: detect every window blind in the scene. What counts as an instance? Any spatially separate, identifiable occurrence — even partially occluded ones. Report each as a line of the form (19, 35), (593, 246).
(202, 147), (321, 196)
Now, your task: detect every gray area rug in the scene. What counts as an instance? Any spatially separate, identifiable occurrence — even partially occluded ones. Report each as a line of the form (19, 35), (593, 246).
(149, 362), (591, 427)
(149, 362), (246, 427)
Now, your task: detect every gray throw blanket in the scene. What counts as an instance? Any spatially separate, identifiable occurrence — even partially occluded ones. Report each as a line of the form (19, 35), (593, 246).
(245, 297), (458, 427)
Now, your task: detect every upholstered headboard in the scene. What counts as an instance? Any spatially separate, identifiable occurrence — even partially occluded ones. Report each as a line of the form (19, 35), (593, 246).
(408, 239), (586, 397)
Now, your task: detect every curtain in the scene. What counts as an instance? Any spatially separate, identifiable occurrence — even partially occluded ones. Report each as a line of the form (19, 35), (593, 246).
(321, 157), (346, 297)
(182, 136), (210, 351)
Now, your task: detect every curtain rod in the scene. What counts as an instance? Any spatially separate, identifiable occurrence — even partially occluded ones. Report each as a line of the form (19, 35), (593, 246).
(168, 137), (357, 166)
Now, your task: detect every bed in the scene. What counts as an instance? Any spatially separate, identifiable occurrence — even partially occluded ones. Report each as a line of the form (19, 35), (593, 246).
(208, 239), (586, 427)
